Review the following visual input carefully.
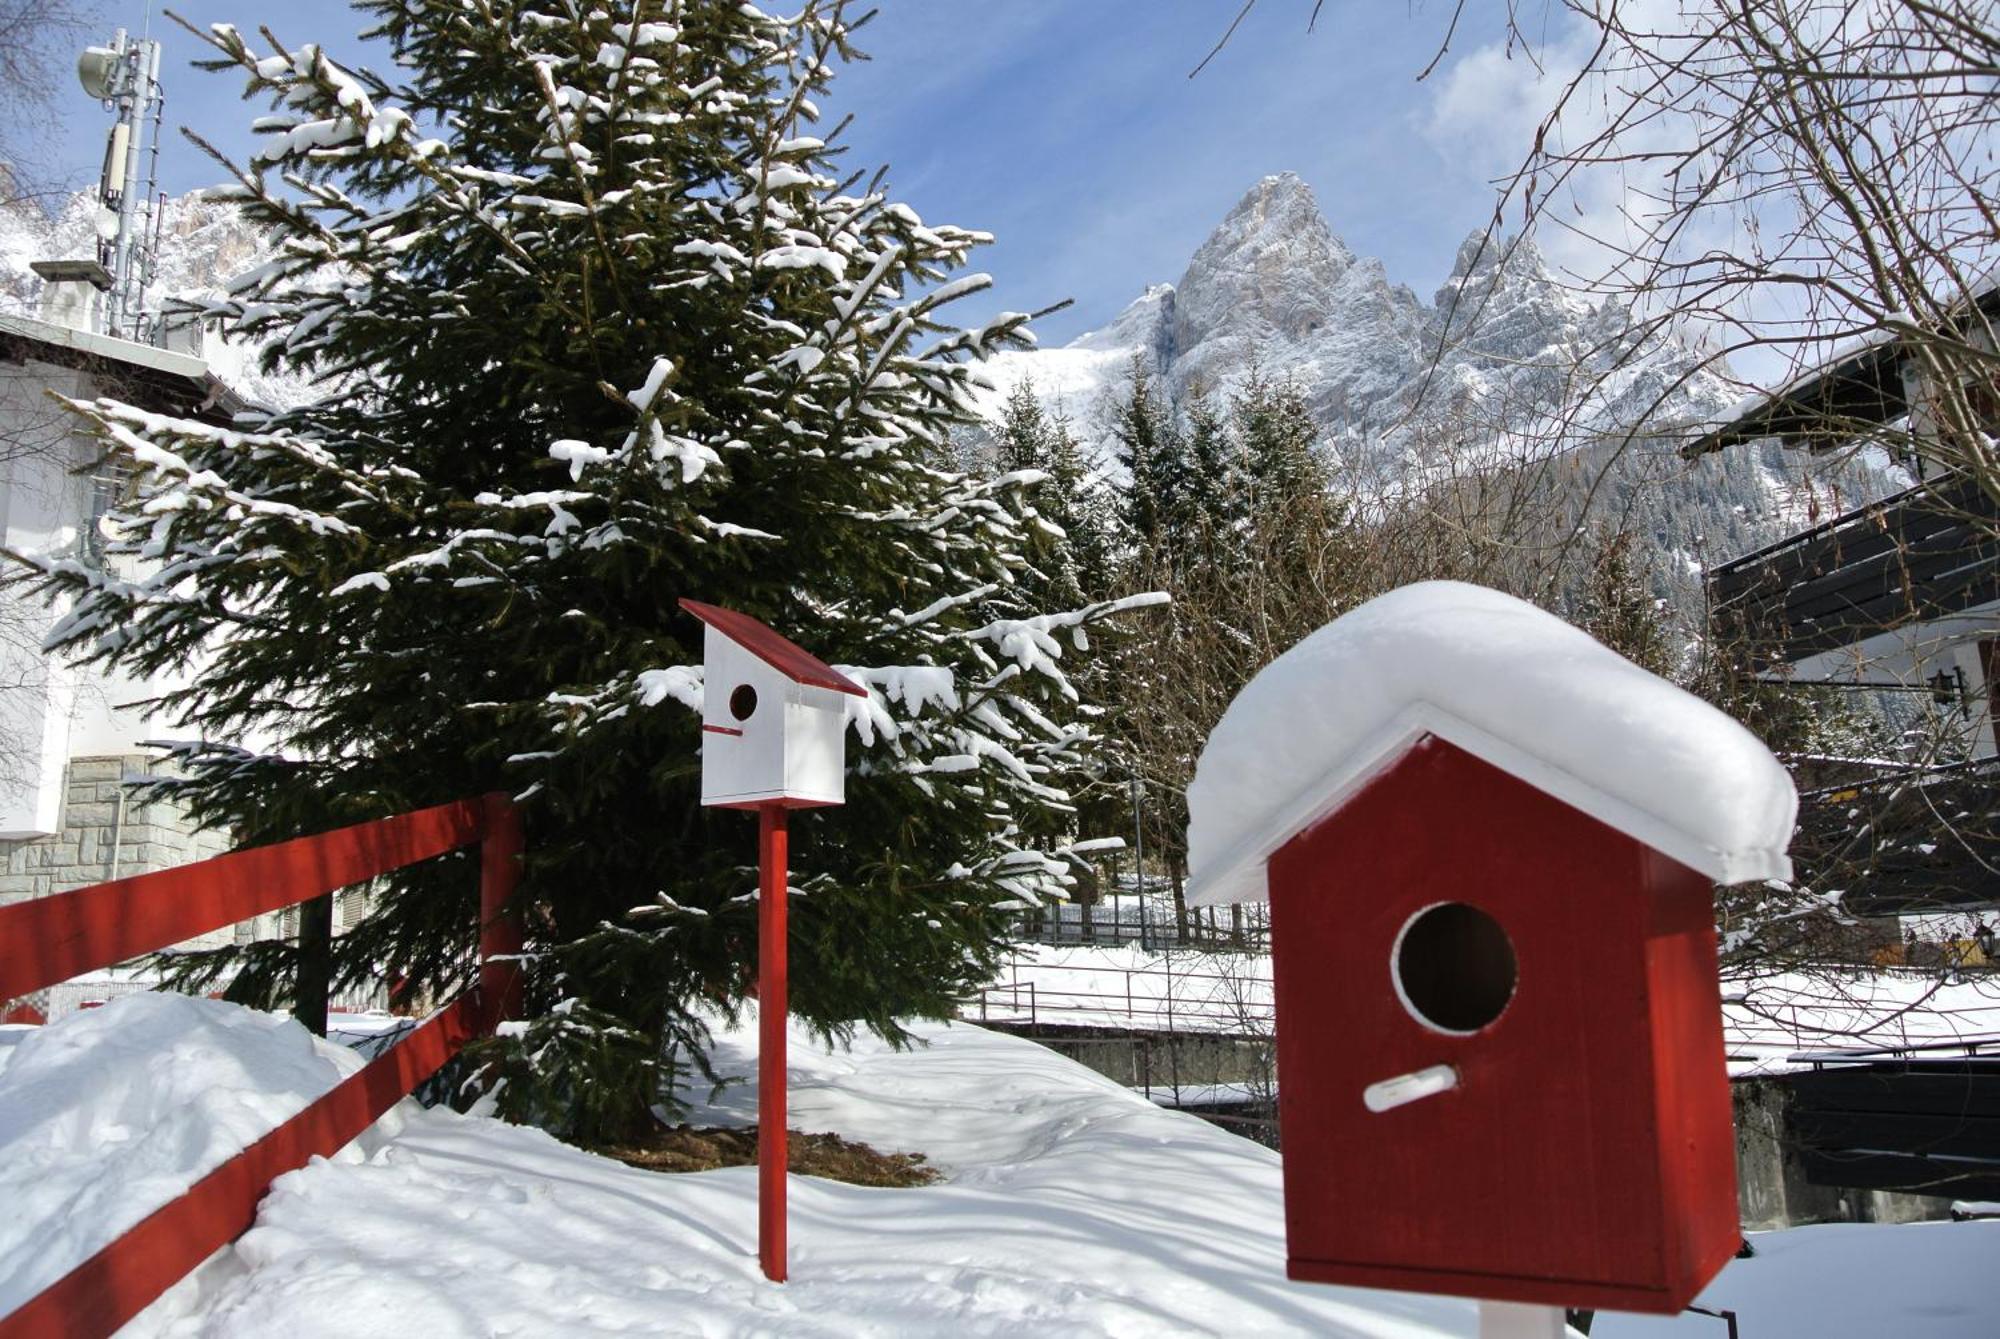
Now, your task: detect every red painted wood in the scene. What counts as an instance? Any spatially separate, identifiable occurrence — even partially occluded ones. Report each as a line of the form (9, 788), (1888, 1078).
(711, 795), (840, 812)
(0, 799), (487, 1003)
(0, 996), (483, 1339)
(1285, 1258), (1700, 1313)
(1641, 845), (1744, 1302)
(679, 599), (865, 696)
(758, 802), (789, 1283)
(478, 793), (525, 1026)
(1266, 735), (1738, 1315)
(0, 793), (526, 1337)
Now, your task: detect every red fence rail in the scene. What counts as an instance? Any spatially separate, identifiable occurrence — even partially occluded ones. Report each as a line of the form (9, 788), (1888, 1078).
(0, 792), (524, 1339)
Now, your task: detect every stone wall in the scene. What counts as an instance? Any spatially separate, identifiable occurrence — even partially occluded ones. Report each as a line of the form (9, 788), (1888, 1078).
(983, 1022), (1275, 1097)
(2, 755), (386, 1018)
(0, 754), (391, 937)
(0, 755), (232, 945)
(1734, 1077), (1952, 1229)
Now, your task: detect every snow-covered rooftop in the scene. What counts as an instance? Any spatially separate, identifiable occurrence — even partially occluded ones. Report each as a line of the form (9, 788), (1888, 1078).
(1185, 582), (1797, 906)
(0, 311), (208, 382)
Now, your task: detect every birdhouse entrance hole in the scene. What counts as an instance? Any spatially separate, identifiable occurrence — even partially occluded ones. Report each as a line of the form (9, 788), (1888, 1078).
(1392, 902), (1517, 1034)
(729, 684), (759, 721)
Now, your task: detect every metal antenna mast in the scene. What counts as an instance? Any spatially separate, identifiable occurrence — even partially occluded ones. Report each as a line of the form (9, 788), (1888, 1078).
(77, 29), (165, 344)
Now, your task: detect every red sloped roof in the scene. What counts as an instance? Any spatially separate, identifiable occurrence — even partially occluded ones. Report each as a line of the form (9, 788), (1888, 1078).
(679, 599), (866, 696)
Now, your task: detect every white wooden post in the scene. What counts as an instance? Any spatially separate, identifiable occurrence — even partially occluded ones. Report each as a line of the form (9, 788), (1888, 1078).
(1478, 1301), (1568, 1339)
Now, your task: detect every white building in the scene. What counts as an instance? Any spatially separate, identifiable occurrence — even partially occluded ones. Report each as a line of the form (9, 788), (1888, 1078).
(0, 278), (365, 1017)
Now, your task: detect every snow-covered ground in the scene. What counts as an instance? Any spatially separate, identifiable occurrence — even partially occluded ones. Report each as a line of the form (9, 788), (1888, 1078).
(1595, 1219), (1997, 1338)
(1724, 969), (2000, 1075)
(975, 942), (1274, 1033)
(981, 943), (2000, 1077)
(0, 997), (369, 1316)
(5, 993), (1997, 1336)
(4, 995), (1476, 1337)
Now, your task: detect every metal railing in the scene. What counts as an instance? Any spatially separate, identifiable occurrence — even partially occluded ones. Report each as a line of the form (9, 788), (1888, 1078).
(969, 956), (1274, 1035)
(1009, 897), (1270, 953)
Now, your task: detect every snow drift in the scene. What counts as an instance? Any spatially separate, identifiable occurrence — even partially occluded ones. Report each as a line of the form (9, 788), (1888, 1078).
(0, 994), (367, 1315)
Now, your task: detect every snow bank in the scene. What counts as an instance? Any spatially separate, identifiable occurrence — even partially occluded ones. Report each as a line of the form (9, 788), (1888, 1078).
(978, 944), (2000, 1074)
(1595, 1218), (2000, 1338)
(13, 988), (1988, 1336)
(0, 994), (366, 1316)
(1723, 969), (2000, 1076)
(131, 1010), (1476, 1338)
(1186, 582), (1796, 906)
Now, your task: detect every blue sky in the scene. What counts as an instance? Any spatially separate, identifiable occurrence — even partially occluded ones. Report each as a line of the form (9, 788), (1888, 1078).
(54, 1), (1561, 345)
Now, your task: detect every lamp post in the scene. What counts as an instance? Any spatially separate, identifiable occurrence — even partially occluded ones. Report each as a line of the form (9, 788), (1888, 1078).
(1129, 771), (1147, 906)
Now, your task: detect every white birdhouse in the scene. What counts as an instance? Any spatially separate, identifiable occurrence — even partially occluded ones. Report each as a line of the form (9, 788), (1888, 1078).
(681, 599), (865, 809)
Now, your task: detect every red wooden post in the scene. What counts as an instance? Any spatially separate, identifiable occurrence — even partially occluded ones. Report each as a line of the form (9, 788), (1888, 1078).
(478, 792), (525, 1029)
(758, 802), (789, 1283)
(679, 599), (862, 1282)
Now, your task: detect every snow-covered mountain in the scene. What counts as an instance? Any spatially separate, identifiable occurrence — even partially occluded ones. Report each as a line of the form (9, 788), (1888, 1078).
(977, 172), (1903, 584)
(982, 172), (1737, 471)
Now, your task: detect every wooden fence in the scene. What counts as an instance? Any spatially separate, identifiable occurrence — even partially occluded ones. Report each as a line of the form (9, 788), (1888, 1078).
(0, 793), (524, 1339)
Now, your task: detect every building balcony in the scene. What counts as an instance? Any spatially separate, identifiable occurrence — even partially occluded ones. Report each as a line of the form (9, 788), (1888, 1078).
(1708, 472), (2000, 672)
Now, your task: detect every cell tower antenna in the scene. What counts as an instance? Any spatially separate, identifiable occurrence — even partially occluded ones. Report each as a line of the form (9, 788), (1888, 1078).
(76, 28), (166, 345)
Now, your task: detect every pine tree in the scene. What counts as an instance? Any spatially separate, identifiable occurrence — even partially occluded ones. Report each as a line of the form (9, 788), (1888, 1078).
(1112, 357), (1190, 559)
(992, 378), (1085, 611)
(995, 379), (1052, 477)
(1181, 386), (1245, 567)
(1576, 525), (1678, 679)
(1048, 408), (1119, 603)
(21, 0), (1152, 1139)
(1232, 365), (1323, 524)
(983, 379), (1148, 867)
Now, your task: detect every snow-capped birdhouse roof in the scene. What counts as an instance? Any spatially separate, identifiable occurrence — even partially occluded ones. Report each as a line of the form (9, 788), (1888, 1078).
(1184, 582), (1797, 906)
(679, 599), (865, 697)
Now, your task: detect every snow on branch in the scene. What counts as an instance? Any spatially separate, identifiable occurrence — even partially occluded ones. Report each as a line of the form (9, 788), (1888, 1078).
(964, 590), (1170, 679)
(635, 666), (702, 712)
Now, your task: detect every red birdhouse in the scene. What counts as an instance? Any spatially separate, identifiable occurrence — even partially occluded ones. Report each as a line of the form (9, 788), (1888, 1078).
(1185, 582), (1797, 1318)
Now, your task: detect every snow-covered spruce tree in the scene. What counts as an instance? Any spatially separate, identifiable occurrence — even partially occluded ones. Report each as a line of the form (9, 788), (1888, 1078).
(1231, 365), (1323, 526)
(993, 379), (1089, 614)
(1111, 357), (1187, 559)
(20, 0), (1155, 1140)
(1574, 524), (1678, 681)
(1181, 387), (1245, 567)
(984, 379), (1143, 863)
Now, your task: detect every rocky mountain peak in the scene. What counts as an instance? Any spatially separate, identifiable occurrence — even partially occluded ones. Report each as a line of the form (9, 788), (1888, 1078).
(1169, 173), (1402, 405)
(1197, 172), (1355, 272)
(979, 169), (1746, 476)
(1444, 228), (1499, 283)
(1435, 230), (1559, 305)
